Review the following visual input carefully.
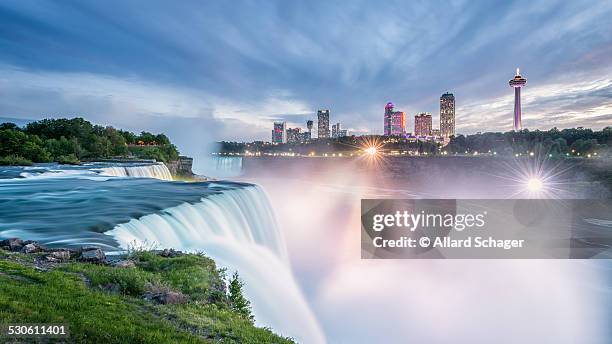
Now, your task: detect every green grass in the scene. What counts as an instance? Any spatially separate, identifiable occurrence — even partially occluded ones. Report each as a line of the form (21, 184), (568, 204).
(0, 250), (295, 343)
(157, 304), (295, 344)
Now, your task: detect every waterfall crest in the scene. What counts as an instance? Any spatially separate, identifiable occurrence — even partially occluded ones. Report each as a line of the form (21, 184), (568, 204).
(107, 184), (325, 343)
(99, 163), (173, 181)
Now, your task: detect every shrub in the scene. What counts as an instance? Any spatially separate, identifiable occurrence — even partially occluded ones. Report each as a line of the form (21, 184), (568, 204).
(0, 155), (33, 166)
(56, 154), (80, 165)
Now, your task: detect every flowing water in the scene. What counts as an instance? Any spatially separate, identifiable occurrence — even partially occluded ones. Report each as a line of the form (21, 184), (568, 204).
(0, 161), (325, 343)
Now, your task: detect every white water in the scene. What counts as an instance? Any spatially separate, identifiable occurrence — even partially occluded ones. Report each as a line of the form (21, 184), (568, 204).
(99, 163), (173, 181)
(107, 184), (325, 343)
(19, 168), (100, 180)
(194, 156), (243, 178)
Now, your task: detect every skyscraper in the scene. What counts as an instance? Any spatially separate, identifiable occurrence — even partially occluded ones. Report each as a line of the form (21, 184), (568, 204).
(509, 68), (527, 131)
(332, 123), (341, 138)
(286, 128), (301, 143)
(440, 92), (455, 138)
(271, 121), (286, 143)
(383, 102), (406, 136)
(414, 113), (432, 136)
(317, 110), (330, 139)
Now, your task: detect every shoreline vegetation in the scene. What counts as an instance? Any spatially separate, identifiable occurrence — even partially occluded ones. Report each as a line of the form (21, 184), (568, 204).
(217, 127), (611, 158)
(0, 118), (180, 166)
(0, 238), (295, 343)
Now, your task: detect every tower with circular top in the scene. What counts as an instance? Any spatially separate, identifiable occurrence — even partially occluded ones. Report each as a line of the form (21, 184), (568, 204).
(509, 68), (527, 131)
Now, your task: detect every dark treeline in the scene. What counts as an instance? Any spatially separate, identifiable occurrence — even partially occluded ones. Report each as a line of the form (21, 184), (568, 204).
(218, 127), (612, 158)
(220, 135), (445, 155)
(448, 127), (611, 157)
(0, 118), (179, 165)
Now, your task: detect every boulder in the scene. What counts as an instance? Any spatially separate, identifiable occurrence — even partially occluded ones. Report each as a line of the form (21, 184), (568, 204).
(45, 256), (59, 263)
(152, 291), (187, 305)
(21, 243), (39, 254)
(48, 250), (71, 262)
(1, 238), (24, 251)
(79, 248), (106, 263)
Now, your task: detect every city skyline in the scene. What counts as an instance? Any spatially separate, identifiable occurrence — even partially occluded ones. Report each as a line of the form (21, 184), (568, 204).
(0, 1), (611, 155)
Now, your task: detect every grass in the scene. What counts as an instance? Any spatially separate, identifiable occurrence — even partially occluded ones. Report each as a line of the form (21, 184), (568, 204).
(157, 304), (295, 343)
(0, 250), (295, 343)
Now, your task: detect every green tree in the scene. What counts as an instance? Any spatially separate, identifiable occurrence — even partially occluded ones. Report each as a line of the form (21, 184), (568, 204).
(228, 272), (253, 322)
(138, 131), (157, 144)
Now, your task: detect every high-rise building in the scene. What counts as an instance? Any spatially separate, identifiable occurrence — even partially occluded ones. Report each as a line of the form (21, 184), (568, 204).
(383, 102), (406, 136)
(271, 121), (286, 143)
(509, 68), (527, 131)
(338, 129), (348, 137)
(286, 128), (301, 143)
(414, 113), (432, 137)
(302, 120), (313, 141)
(332, 123), (341, 138)
(383, 102), (394, 136)
(317, 110), (330, 139)
(440, 92), (455, 138)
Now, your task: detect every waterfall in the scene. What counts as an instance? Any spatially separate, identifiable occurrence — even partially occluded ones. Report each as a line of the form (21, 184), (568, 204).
(194, 156), (243, 178)
(99, 163), (173, 181)
(106, 184), (325, 343)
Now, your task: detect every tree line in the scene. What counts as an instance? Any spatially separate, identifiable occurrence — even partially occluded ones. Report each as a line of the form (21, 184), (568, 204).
(447, 127), (611, 157)
(217, 127), (611, 158)
(0, 118), (179, 165)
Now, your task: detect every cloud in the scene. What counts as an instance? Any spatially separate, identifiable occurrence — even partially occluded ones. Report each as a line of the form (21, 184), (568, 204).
(457, 70), (612, 133)
(0, 64), (311, 152)
(0, 1), (611, 139)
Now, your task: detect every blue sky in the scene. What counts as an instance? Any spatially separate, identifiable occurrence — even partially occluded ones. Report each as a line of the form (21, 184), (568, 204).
(0, 0), (611, 151)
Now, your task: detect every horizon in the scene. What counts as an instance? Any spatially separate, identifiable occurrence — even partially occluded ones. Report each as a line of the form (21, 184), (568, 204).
(1, 1), (611, 155)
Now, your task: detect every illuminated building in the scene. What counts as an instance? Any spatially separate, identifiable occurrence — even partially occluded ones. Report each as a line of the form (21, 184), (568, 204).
(509, 68), (527, 131)
(414, 113), (432, 137)
(331, 122), (347, 138)
(383, 102), (406, 136)
(286, 128), (301, 143)
(317, 110), (330, 139)
(271, 121), (286, 143)
(432, 128), (441, 137)
(440, 92), (455, 138)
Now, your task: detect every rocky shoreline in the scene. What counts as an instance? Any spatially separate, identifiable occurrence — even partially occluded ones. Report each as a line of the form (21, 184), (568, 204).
(1, 238), (189, 305)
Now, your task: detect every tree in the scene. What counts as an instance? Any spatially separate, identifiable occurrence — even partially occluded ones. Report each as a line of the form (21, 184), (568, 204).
(228, 271), (253, 322)
(138, 131), (157, 145)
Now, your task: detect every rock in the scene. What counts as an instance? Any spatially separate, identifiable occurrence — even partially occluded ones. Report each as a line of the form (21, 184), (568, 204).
(159, 248), (182, 258)
(45, 256), (59, 263)
(152, 291), (188, 305)
(1, 238), (24, 251)
(21, 243), (39, 254)
(114, 260), (136, 268)
(79, 248), (106, 263)
(48, 250), (71, 262)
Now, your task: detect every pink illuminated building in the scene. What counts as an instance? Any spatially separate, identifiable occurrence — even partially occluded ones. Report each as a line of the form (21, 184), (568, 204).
(383, 102), (406, 136)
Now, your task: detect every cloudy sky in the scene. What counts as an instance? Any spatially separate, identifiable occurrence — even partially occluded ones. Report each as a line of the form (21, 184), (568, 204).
(1, 0), (611, 152)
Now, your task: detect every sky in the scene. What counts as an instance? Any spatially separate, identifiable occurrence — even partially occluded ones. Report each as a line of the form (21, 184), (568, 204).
(1, 0), (611, 154)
